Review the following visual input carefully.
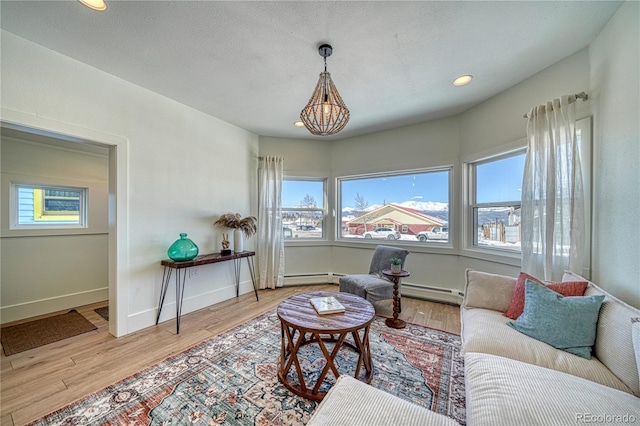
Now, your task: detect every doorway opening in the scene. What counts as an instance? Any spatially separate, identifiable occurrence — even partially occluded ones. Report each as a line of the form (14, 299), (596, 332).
(1, 114), (128, 337)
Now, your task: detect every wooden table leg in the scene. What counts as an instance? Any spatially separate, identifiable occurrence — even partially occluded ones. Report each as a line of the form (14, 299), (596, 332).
(385, 276), (406, 329)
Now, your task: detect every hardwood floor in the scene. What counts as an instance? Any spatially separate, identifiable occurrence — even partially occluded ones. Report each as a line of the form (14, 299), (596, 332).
(0, 284), (460, 426)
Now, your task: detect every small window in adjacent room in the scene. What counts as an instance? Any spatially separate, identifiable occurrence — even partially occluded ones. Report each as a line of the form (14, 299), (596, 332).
(469, 151), (526, 253)
(11, 183), (87, 228)
(282, 179), (326, 239)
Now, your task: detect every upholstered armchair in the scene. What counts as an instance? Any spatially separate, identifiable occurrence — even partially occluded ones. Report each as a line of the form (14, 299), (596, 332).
(339, 245), (409, 311)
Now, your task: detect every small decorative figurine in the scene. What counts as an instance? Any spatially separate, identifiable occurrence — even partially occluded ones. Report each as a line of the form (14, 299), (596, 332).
(221, 233), (231, 255)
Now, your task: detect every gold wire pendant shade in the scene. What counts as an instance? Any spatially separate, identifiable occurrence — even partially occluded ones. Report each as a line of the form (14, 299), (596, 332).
(300, 44), (350, 136)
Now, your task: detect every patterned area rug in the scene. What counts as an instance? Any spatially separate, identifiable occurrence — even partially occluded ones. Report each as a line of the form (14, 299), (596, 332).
(28, 311), (465, 425)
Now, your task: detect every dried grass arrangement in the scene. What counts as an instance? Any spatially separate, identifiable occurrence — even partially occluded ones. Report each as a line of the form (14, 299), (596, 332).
(214, 213), (257, 238)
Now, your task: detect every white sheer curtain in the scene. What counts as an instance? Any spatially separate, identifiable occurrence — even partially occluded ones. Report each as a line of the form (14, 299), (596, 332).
(522, 95), (585, 281)
(257, 156), (284, 289)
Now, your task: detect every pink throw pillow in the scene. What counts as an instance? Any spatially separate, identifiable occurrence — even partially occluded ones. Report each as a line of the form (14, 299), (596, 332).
(504, 272), (588, 319)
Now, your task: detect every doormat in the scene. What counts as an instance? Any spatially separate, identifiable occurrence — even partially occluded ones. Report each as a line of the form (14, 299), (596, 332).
(94, 306), (109, 321)
(1, 309), (97, 356)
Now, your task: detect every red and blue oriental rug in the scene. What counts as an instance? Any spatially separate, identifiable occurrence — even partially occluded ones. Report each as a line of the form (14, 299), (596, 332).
(29, 312), (465, 425)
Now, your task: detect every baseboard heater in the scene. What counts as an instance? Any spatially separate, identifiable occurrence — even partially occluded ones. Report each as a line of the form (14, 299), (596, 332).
(282, 273), (463, 305)
(284, 273), (334, 286)
(403, 282), (453, 293)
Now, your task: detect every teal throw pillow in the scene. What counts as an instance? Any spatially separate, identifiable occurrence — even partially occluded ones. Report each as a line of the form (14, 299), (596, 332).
(508, 279), (605, 359)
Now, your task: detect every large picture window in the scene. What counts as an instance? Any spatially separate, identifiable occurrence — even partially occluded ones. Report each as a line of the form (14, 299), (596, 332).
(337, 168), (451, 243)
(469, 151), (526, 253)
(12, 183), (87, 228)
(282, 179), (326, 239)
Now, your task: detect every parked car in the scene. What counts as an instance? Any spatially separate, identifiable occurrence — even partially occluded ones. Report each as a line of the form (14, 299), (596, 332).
(297, 225), (316, 231)
(283, 227), (293, 238)
(417, 226), (449, 241)
(363, 227), (401, 240)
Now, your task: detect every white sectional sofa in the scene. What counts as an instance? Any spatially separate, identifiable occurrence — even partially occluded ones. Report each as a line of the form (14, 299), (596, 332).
(307, 375), (458, 426)
(308, 269), (640, 425)
(462, 269), (640, 426)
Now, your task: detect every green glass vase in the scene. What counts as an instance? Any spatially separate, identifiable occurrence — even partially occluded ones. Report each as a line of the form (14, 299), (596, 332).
(168, 233), (199, 262)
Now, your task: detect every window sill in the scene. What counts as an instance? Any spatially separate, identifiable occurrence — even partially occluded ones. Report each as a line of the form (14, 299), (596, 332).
(460, 247), (522, 267)
(334, 239), (457, 255)
(284, 239), (332, 247)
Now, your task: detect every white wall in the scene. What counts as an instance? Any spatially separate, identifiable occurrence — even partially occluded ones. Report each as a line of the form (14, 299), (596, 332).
(2, 0), (638, 334)
(589, 1), (640, 308)
(1, 31), (259, 334)
(0, 133), (109, 322)
(457, 48), (591, 286)
(260, 28), (640, 309)
(459, 49), (591, 157)
(261, 49), (592, 300)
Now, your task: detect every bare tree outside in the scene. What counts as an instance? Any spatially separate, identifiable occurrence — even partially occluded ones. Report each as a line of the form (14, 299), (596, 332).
(354, 193), (371, 234)
(300, 194), (317, 227)
(354, 193), (368, 215)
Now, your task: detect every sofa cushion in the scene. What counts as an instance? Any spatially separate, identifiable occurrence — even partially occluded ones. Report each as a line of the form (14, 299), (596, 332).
(306, 375), (458, 426)
(463, 269), (516, 312)
(464, 352), (640, 426)
(563, 270), (640, 396)
(504, 272), (588, 319)
(632, 318), (640, 391)
(461, 307), (632, 393)
(507, 280), (604, 359)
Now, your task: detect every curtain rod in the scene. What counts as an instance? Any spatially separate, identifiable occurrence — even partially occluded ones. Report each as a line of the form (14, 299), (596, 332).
(523, 92), (588, 119)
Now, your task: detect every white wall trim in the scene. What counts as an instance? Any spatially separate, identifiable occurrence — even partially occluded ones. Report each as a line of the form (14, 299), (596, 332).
(129, 281), (256, 334)
(1, 107), (129, 337)
(0, 287), (108, 324)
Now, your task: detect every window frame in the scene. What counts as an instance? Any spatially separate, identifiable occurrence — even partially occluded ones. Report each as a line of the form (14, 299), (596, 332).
(468, 148), (526, 255)
(282, 177), (327, 241)
(336, 166), (453, 246)
(462, 117), (592, 268)
(10, 183), (88, 230)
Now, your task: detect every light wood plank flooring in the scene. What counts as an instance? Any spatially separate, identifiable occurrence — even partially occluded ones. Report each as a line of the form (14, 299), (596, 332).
(0, 284), (460, 426)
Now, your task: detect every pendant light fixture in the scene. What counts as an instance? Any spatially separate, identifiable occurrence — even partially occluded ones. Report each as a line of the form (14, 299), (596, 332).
(300, 44), (350, 136)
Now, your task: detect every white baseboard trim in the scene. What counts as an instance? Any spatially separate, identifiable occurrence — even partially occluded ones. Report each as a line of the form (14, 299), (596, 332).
(0, 287), (109, 324)
(127, 280), (258, 334)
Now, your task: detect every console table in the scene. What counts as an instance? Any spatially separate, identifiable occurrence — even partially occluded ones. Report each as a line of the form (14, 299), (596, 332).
(156, 250), (258, 334)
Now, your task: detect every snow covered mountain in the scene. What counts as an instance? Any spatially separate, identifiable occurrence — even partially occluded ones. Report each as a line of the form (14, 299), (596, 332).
(341, 200), (450, 221)
(342, 200), (448, 213)
(341, 200), (514, 226)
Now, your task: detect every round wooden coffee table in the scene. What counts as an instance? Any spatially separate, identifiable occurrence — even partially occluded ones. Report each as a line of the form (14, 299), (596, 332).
(277, 291), (375, 401)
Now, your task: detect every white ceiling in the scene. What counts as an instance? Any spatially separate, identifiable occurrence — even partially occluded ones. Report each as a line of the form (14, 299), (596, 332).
(1, 1), (623, 140)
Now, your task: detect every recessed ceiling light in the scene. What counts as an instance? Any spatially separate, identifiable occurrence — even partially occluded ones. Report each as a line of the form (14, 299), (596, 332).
(294, 121), (305, 127)
(453, 75), (473, 86)
(79, 0), (107, 11)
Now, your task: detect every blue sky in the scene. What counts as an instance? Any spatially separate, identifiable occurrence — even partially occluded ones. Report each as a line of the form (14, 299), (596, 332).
(341, 171), (450, 208)
(476, 154), (525, 203)
(283, 154), (525, 209)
